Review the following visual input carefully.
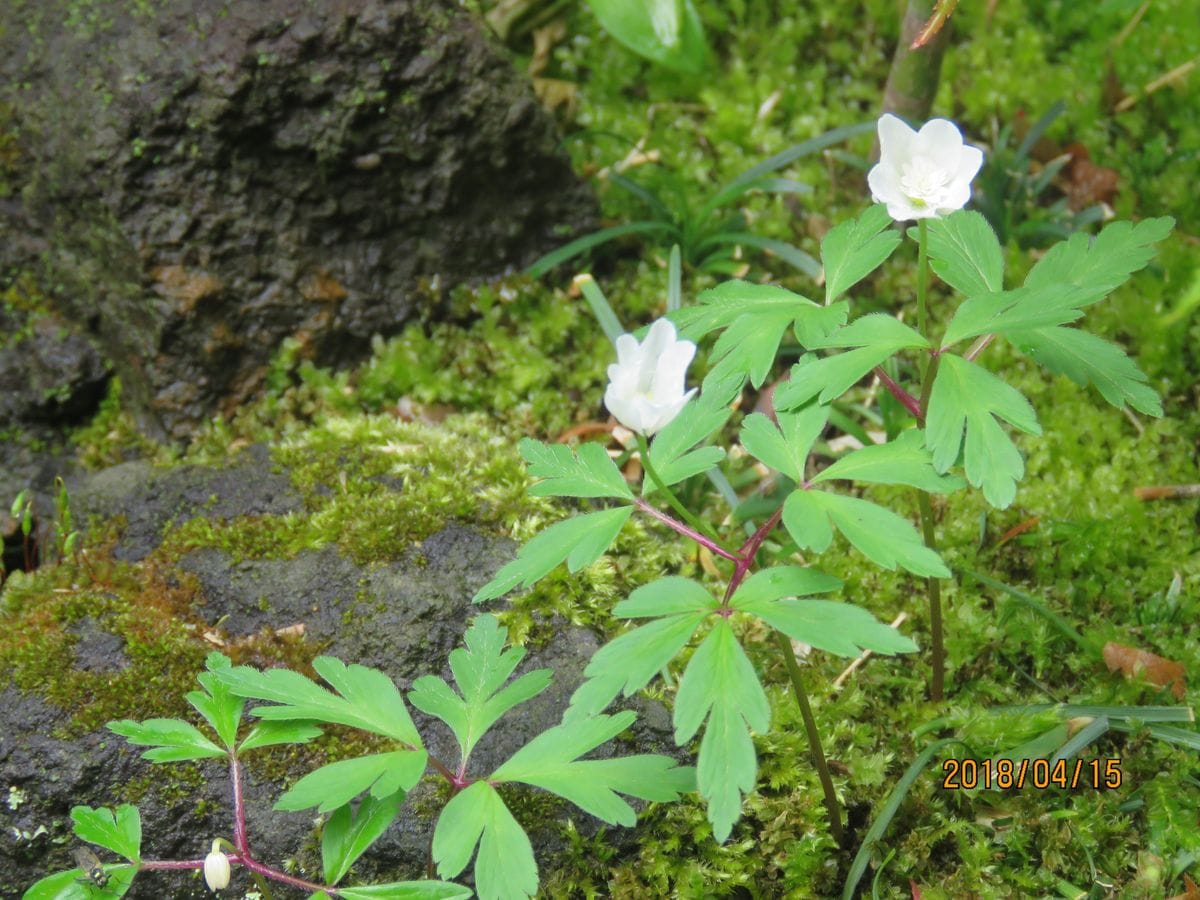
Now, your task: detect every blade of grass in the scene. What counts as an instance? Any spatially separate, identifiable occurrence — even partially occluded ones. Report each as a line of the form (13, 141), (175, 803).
(993, 704), (1194, 724)
(728, 121), (876, 190)
(527, 221), (675, 278)
(696, 232), (822, 278)
(667, 244), (683, 311)
(572, 274), (626, 346)
(1049, 716), (1110, 766)
(843, 738), (964, 900)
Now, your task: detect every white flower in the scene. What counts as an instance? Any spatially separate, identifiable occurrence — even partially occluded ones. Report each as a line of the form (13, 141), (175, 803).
(868, 114), (984, 221)
(204, 841), (231, 892)
(604, 318), (697, 436)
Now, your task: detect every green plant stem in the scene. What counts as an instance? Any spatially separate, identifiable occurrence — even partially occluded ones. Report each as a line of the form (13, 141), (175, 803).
(916, 218), (930, 378)
(771, 629), (845, 847)
(636, 433), (736, 554)
(914, 219), (945, 701)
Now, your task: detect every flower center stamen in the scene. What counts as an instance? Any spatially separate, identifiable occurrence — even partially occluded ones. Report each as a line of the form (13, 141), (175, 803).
(898, 156), (951, 207)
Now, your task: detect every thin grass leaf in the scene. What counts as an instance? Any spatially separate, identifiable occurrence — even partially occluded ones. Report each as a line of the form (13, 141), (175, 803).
(667, 244), (683, 311)
(1048, 716), (1110, 766)
(842, 738), (964, 900)
(574, 274), (626, 347)
(526, 221), (675, 278)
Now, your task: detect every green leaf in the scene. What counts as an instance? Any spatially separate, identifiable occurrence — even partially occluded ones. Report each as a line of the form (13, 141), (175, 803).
(583, 0), (709, 75)
(941, 283), (1090, 346)
(519, 439), (632, 500)
(821, 204), (902, 303)
(925, 210), (1004, 297)
(774, 315), (928, 409)
(472, 506), (633, 603)
(409, 615), (552, 766)
(728, 566), (842, 607)
(812, 429), (964, 493)
(674, 619), (769, 842)
(739, 404), (830, 481)
(526, 221), (675, 279)
(432, 781), (538, 900)
(567, 611), (709, 719)
(70, 806), (141, 862)
(645, 398), (730, 493)
(276, 751), (428, 813)
(492, 711), (694, 826)
(738, 598), (917, 656)
(783, 490), (949, 577)
(925, 354), (1041, 509)
(23, 864), (138, 899)
(335, 883), (473, 900)
(613, 575), (718, 617)
(322, 792), (405, 885)
(185, 652), (243, 749)
(218, 657), (422, 746)
(238, 721), (324, 753)
(673, 281), (815, 341)
(1008, 326), (1162, 416)
(107, 718), (226, 763)
(1023, 216), (1174, 304)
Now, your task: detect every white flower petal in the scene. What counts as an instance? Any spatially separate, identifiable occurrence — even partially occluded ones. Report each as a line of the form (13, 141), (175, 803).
(914, 118), (965, 171)
(867, 162), (901, 208)
(876, 113), (917, 164)
(938, 178), (972, 214)
(614, 333), (641, 368)
(651, 339), (696, 400)
(956, 144), (984, 183)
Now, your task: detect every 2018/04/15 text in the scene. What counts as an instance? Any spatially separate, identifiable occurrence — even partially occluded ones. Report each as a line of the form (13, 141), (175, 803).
(941, 758), (1123, 791)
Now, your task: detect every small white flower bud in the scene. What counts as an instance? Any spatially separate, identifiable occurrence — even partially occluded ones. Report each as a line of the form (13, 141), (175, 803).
(203, 840), (231, 892)
(604, 318), (697, 436)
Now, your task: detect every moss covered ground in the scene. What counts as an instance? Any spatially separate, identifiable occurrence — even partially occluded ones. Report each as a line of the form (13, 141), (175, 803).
(2, 0), (1198, 897)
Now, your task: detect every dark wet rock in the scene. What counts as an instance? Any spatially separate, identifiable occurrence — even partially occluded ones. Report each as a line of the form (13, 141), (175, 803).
(0, 314), (110, 430)
(71, 444), (303, 561)
(2, 456), (675, 896)
(0, 0), (594, 441)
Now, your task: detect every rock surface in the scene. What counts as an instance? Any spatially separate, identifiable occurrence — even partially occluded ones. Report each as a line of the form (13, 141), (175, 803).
(0, 0), (593, 441)
(0, 449), (673, 897)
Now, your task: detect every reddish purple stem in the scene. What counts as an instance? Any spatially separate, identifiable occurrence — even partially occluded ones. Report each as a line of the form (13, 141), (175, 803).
(873, 365), (923, 421)
(723, 507), (785, 604)
(634, 498), (741, 562)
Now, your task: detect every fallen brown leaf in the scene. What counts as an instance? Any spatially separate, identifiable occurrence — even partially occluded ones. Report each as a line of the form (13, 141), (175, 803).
(1103, 641), (1187, 700)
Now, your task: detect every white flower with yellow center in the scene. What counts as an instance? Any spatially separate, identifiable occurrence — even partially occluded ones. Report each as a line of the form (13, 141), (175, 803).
(868, 114), (984, 221)
(604, 318), (697, 436)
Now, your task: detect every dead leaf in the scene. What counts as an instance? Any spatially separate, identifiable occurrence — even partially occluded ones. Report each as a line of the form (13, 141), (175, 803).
(1103, 641), (1187, 700)
(1061, 142), (1120, 210)
(995, 516), (1040, 548)
(1167, 874), (1200, 900)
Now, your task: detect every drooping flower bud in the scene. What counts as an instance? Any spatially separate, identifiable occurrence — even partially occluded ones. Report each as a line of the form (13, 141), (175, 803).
(203, 840), (231, 892)
(868, 114), (984, 222)
(604, 318), (697, 436)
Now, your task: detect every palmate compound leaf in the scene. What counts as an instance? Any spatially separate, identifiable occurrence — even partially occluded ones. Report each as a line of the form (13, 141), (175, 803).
(566, 576), (716, 719)
(106, 718), (226, 763)
(472, 506), (633, 603)
(645, 396), (731, 494)
(940, 283), (1092, 347)
(217, 656), (421, 745)
(774, 314), (928, 410)
(674, 618), (769, 843)
(409, 614), (553, 766)
(518, 438), (632, 500)
(491, 711), (695, 827)
(321, 791), (405, 885)
(70, 805), (141, 862)
(23, 864), (138, 900)
(432, 781), (538, 900)
(276, 751), (428, 813)
(925, 209), (1004, 298)
(820, 203), (903, 304)
(1008, 325), (1162, 417)
(729, 568), (916, 657)
(1023, 216), (1174, 305)
(925, 354), (1041, 509)
(782, 489), (949, 578)
(811, 429), (964, 493)
(739, 403), (828, 481)
(668, 281), (845, 406)
(185, 651), (243, 749)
